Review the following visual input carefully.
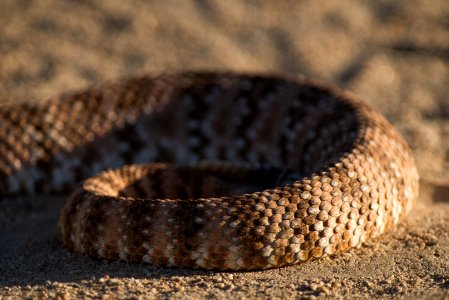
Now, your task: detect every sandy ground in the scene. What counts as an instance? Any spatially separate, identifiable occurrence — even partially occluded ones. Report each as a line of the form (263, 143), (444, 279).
(1, 0), (449, 299)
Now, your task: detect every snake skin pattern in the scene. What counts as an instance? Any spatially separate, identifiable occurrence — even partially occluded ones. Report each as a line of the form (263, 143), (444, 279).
(0, 72), (419, 270)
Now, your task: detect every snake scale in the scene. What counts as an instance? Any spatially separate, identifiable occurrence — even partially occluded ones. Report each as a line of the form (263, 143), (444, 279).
(0, 72), (419, 270)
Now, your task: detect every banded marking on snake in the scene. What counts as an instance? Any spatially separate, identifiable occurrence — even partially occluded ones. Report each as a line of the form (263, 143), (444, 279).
(0, 72), (419, 270)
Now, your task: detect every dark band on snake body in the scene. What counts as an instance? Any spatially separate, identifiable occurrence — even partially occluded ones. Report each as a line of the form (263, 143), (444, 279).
(0, 72), (419, 270)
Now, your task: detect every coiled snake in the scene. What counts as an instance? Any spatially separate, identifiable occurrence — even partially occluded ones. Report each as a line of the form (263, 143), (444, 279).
(0, 72), (419, 270)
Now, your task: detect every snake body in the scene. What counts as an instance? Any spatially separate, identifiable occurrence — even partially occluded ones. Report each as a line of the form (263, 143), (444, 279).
(0, 72), (419, 270)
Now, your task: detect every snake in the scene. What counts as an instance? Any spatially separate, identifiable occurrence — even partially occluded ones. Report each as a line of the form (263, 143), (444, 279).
(0, 72), (419, 270)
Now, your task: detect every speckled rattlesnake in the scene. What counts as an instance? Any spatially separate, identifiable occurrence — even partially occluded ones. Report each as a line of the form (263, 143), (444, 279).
(0, 72), (419, 270)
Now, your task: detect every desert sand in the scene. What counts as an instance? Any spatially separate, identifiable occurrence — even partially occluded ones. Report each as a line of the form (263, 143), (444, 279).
(1, 1), (448, 298)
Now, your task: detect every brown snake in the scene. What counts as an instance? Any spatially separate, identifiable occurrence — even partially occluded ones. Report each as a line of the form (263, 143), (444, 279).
(0, 72), (419, 270)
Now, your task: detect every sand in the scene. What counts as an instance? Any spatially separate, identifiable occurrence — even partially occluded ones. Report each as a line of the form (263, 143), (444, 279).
(1, 0), (449, 298)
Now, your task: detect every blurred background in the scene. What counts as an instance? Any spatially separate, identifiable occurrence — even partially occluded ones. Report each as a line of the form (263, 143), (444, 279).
(0, 0), (448, 183)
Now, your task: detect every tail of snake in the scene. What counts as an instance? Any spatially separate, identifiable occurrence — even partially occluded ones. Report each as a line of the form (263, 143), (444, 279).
(0, 72), (419, 270)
